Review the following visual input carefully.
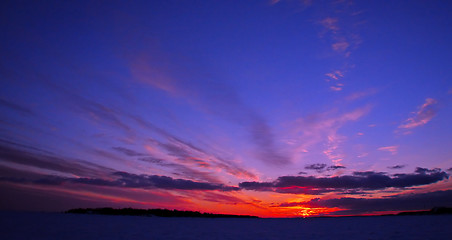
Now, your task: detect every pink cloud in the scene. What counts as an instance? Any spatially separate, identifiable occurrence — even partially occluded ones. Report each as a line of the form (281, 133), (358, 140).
(332, 41), (350, 52)
(378, 146), (399, 155)
(398, 98), (438, 129)
(130, 57), (178, 95)
(289, 105), (372, 163)
(330, 86), (342, 91)
(325, 70), (344, 81)
(345, 88), (379, 101)
(319, 17), (339, 32)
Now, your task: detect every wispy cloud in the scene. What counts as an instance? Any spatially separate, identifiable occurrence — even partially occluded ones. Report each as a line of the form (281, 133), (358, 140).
(325, 71), (343, 81)
(378, 145), (399, 155)
(314, 1), (364, 92)
(331, 41), (350, 52)
(112, 147), (148, 157)
(398, 98), (438, 130)
(131, 56), (290, 166)
(325, 70), (345, 91)
(0, 142), (115, 178)
(345, 88), (379, 101)
(289, 105), (371, 164)
(319, 17), (340, 33)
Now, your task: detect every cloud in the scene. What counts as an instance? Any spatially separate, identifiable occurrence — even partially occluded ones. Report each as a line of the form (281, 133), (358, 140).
(304, 164), (345, 173)
(378, 146), (399, 155)
(279, 190), (452, 215)
(239, 168), (449, 194)
(325, 71), (343, 81)
(123, 115), (257, 180)
(345, 88), (378, 101)
(327, 165), (346, 171)
(0, 142), (114, 178)
(131, 56), (289, 166)
(138, 156), (220, 183)
(330, 86), (343, 91)
(148, 136), (257, 180)
(0, 171), (239, 192)
(331, 41), (349, 52)
(398, 98), (438, 129)
(112, 147), (148, 157)
(388, 165), (406, 169)
(319, 17), (339, 33)
(305, 163), (327, 172)
(112, 172), (239, 191)
(290, 105), (371, 164)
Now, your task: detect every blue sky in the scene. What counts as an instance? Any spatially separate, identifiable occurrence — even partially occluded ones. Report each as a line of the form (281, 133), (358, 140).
(1, 0), (451, 217)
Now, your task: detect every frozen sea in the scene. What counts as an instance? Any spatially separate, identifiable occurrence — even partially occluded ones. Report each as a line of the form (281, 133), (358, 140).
(1, 212), (451, 240)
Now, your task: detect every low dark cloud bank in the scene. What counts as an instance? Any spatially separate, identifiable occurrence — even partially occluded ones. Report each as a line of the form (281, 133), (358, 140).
(240, 168), (449, 194)
(0, 171), (238, 191)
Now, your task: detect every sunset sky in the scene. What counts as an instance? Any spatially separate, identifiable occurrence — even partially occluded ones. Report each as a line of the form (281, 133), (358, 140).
(1, 0), (451, 217)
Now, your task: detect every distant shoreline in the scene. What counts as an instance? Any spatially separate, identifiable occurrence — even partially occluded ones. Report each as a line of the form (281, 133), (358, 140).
(65, 207), (259, 218)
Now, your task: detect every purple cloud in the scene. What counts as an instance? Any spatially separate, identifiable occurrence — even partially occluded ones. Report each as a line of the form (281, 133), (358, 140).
(399, 98), (438, 130)
(240, 168), (449, 194)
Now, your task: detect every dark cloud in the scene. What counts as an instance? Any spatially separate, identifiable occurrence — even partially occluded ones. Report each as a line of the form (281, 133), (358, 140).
(388, 164), (406, 169)
(278, 190), (452, 215)
(112, 172), (238, 191)
(304, 164), (345, 173)
(239, 168), (449, 194)
(447, 168), (452, 172)
(327, 165), (346, 171)
(305, 163), (327, 172)
(112, 147), (148, 157)
(0, 171), (239, 191)
(298, 171), (307, 175)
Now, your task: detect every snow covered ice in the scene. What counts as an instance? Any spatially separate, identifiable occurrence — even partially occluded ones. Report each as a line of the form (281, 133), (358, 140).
(1, 212), (451, 240)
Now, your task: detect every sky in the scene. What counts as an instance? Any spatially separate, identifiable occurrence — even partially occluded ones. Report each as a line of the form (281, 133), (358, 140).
(0, 0), (451, 217)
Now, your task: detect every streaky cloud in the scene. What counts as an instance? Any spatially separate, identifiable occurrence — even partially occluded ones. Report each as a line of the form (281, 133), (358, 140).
(398, 98), (437, 130)
(0, 142), (115, 178)
(0, 171), (239, 191)
(112, 147), (148, 157)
